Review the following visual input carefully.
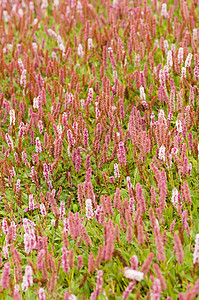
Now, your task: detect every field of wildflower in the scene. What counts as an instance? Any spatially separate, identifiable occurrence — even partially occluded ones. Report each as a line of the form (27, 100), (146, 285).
(0, 0), (199, 299)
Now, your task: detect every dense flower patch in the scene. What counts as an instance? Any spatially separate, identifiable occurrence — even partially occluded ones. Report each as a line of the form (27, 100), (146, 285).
(0, 0), (199, 299)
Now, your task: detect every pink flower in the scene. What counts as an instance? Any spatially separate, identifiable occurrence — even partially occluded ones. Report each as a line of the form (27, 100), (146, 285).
(27, 194), (37, 211)
(108, 47), (117, 69)
(22, 265), (33, 291)
(95, 205), (103, 223)
(18, 122), (25, 138)
(60, 201), (65, 219)
(38, 120), (43, 134)
(83, 128), (89, 147)
(153, 263), (167, 290)
(13, 284), (22, 300)
(129, 198), (135, 215)
(37, 250), (45, 271)
(140, 252), (154, 275)
(104, 221), (114, 261)
(171, 147), (178, 155)
(126, 225), (133, 243)
(61, 247), (69, 273)
(77, 255), (83, 270)
(38, 288), (46, 300)
(109, 176), (115, 183)
(113, 188), (122, 211)
(151, 279), (161, 300)
(1, 262), (10, 289)
(123, 281), (135, 300)
(183, 181), (192, 205)
(5, 133), (13, 148)
(194, 64), (199, 80)
(88, 252), (95, 273)
(91, 270), (104, 299)
(173, 233), (184, 265)
(3, 245), (9, 259)
(67, 129), (75, 148)
(130, 255), (138, 270)
(2, 218), (8, 234)
(135, 183), (146, 213)
(117, 142), (127, 165)
(154, 226), (166, 262)
(40, 203), (47, 217)
(24, 229), (37, 255)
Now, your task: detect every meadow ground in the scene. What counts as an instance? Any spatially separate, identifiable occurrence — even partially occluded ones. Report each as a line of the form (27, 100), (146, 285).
(0, 0), (199, 299)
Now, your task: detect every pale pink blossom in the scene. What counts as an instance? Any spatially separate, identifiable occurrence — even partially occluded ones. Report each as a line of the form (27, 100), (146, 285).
(124, 268), (144, 281)
(85, 199), (94, 220)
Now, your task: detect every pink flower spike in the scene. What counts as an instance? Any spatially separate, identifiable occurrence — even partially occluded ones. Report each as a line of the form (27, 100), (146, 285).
(117, 142), (127, 166)
(151, 279), (161, 300)
(1, 262), (10, 289)
(38, 288), (46, 300)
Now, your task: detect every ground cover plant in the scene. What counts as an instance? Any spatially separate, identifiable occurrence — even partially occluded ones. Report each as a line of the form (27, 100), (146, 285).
(0, 0), (199, 299)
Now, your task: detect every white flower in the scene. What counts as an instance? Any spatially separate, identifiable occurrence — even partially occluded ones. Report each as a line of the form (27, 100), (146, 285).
(161, 3), (167, 17)
(33, 18), (38, 25)
(113, 71), (117, 80)
(164, 40), (169, 54)
(57, 124), (62, 136)
(140, 86), (146, 100)
(176, 120), (182, 133)
(159, 145), (166, 162)
(77, 44), (84, 57)
(35, 137), (42, 153)
(3, 245), (9, 259)
(159, 69), (166, 86)
(14, 284), (20, 292)
(167, 50), (173, 68)
(193, 234), (199, 264)
(32, 43), (37, 54)
(54, 0), (59, 7)
(154, 219), (159, 229)
(10, 109), (15, 126)
(77, 1), (83, 14)
(69, 296), (77, 300)
(178, 47), (184, 64)
(48, 29), (57, 38)
(171, 44), (175, 51)
(88, 38), (93, 50)
(185, 53), (192, 68)
(85, 199), (94, 220)
(38, 288), (46, 300)
(51, 219), (55, 225)
(3, 10), (9, 22)
(193, 29), (197, 41)
(181, 67), (186, 79)
(124, 268), (144, 281)
(114, 163), (120, 178)
(171, 188), (178, 208)
(33, 97), (39, 109)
